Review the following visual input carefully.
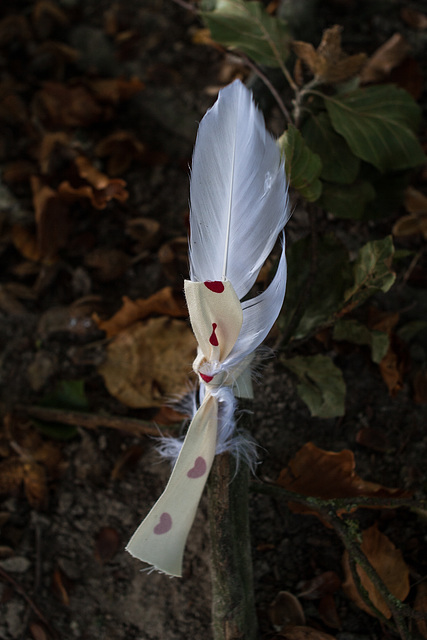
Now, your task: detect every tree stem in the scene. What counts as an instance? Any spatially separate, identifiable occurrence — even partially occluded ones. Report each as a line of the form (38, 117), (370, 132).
(207, 406), (257, 640)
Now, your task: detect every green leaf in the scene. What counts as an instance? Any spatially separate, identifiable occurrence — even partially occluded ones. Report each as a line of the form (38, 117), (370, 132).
(344, 236), (396, 310)
(324, 85), (426, 172)
(360, 167), (409, 220)
(40, 379), (89, 411)
(202, 0), (290, 67)
(32, 420), (79, 441)
(34, 380), (89, 440)
(333, 318), (389, 363)
(398, 320), (427, 344)
(278, 124), (322, 202)
(320, 180), (376, 219)
(302, 112), (360, 184)
(282, 354), (346, 418)
(281, 233), (352, 340)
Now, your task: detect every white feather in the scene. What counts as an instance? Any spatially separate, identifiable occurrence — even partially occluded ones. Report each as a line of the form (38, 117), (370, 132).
(189, 80), (290, 300)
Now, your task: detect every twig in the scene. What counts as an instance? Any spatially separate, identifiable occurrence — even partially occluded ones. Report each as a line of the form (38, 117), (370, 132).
(207, 401), (257, 640)
(238, 53), (292, 124)
(0, 566), (59, 639)
(11, 404), (178, 437)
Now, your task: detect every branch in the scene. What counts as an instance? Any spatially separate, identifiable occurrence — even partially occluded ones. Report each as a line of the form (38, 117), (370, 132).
(207, 400), (257, 640)
(252, 480), (426, 639)
(11, 404), (179, 438)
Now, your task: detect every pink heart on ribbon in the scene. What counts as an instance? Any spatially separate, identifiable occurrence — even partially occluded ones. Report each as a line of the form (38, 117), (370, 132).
(187, 456), (207, 479)
(153, 512), (172, 535)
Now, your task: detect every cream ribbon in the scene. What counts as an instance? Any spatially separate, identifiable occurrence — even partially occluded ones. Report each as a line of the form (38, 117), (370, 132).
(126, 279), (248, 576)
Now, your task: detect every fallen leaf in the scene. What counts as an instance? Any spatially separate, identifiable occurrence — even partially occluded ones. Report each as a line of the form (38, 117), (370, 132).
(0, 286), (27, 315)
(33, 82), (103, 128)
(98, 317), (196, 407)
(0, 14), (31, 46)
(414, 581), (427, 638)
(401, 7), (427, 30)
(292, 25), (366, 84)
(392, 213), (427, 240)
(11, 225), (45, 262)
(95, 130), (145, 175)
(23, 461), (48, 509)
(84, 248), (130, 282)
(368, 310), (405, 397)
(158, 237), (189, 286)
(125, 217), (161, 251)
(32, 1), (69, 37)
(94, 527), (120, 563)
(38, 131), (72, 175)
(0, 458), (25, 495)
(276, 442), (409, 517)
(355, 427), (390, 452)
(360, 34), (410, 84)
(318, 595), (341, 630)
(89, 76), (144, 103)
(31, 175), (70, 258)
(342, 524), (410, 618)
(111, 444), (145, 480)
(269, 591), (306, 631)
(2, 160), (37, 184)
(58, 177), (128, 210)
(29, 622), (50, 640)
(74, 155), (110, 189)
(97, 287), (187, 338)
(297, 572), (341, 600)
(404, 186), (427, 214)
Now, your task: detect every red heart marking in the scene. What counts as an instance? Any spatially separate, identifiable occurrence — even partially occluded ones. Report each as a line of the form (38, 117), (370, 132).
(153, 512), (172, 535)
(187, 456), (207, 479)
(204, 281), (224, 293)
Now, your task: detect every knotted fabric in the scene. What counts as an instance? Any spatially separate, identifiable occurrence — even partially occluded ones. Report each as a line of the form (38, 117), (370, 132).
(126, 279), (248, 577)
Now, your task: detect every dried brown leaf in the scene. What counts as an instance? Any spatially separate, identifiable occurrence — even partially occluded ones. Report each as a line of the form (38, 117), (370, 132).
(94, 527), (120, 563)
(401, 8), (427, 30)
(23, 461), (47, 509)
(126, 217), (161, 251)
(0, 458), (25, 495)
(152, 405), (189, 425)
(57, 177), (128, 210)
(342, 524), (410, 618)
(38, 132), (72, 175)
(404, 187), (427, 214)
(29, 622), (50, 640)
(97, 286), (187, 338)
(31, 175), (70, 259)
(269, 591), (306, 631)
(318, 595), (341, 630)
(276, 442), (409, 517)
(2, 161), (37, 184)
(111, 444), (145, 480)
(393, 213), (427, 239)
(360, 34), (410, 84)
(292, 25), (366, 84)
(0, 286), (27, 315)
(85, 248), (130, 282)
(158, 237), (189, 286)
(95, 130), (145, 176)
(98, 317), (196, 407)
(89, 77), (144, 104)
(355, 427), (389, 452)
(368, 310), (405, 397)
(33, 82), (103, 128)
(74, 155), (109, 190)
(297, 571), (341, 600)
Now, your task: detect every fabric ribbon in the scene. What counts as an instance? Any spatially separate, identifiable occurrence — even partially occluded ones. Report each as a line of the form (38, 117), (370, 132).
(126, 279), (247, 576)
